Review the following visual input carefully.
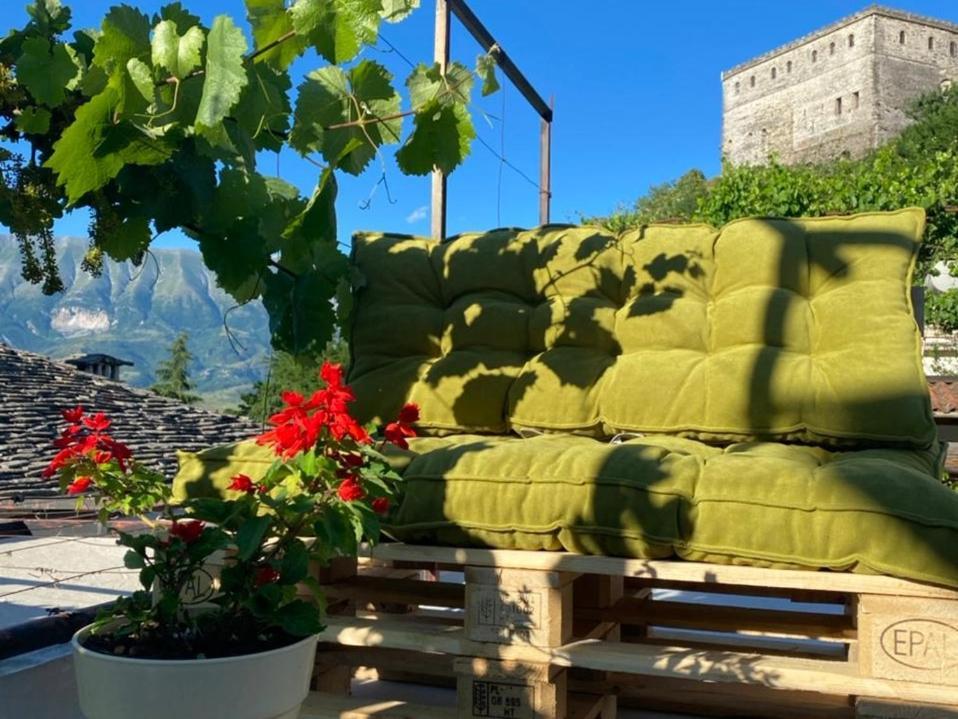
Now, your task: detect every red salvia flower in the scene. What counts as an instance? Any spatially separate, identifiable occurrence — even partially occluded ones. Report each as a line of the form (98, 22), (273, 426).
(228, 473), (260, 494)
(384, 403), (419, 450)
(67, 476), (93, 494)
(371, 497), (390, 515)
(397, 403), (420, 424)
(92, 450), (112, 465)
(337, 477), (365, 502)
(62, 405), (84, 424)
(82, 412), (111, 432)
(168, 520), (204, 545)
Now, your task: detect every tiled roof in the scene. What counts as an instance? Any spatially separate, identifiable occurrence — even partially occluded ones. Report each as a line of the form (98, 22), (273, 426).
(0, 344), (259, 499)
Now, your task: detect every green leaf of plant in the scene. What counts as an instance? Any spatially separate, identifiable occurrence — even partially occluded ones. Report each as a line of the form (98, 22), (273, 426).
(152, 19), (204, 79)
(158, 2), (202, 29)
(15, 106), (51, 134)
(290, 60), (400, 175)
(246, 0), (304, 70)
(396, 100), (475, 175)
(17, 37), (80, 107)
(126, 57), (154, 103)
(262, 262), (341, 356)
(96, 206), (152, 261)
(235, 61), (292, 153)
(92, 4), (151, 74)
(195, 15), (248, 137)
(290, 0), (382, 64)
(198, 216), (267, 301)
(235, 513), (271, 561)
(405, 61), (472, 109)
(280, 538), (309, 585)
(27, 0), (72, 35)
(206, 167), (270, 234)
(379, 0), (419, 23)
(476, 51), (500, 97)
(139, 565), (157, 591)
(123, 549), (146, 569)
(274, 599), (323, 636)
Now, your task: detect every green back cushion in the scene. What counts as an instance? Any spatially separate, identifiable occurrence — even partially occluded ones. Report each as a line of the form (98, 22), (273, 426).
(349, 209), (934, 447)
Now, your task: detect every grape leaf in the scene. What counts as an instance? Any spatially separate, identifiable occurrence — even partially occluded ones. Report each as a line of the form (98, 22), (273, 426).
(157, 2), (202, 29)
(245, 0), (304, 70)
(26, 0), (72, 36)
(290, 0), (382, 64)
(198, 216), (266, 302)
(379, 0), (419, 23)
(262, 264), (340, 355)
(96, 207), (152, 261)
(195, 15), (248, 137)
(396, 100), (475, 175)
(46, 88), (173, 203)
(92, 5), (151, 73)
(151, 19), (205, 79)
(126, 58), (154, 103)
(206, 167), (270, 234)
(406, 61), (473, 108)
(16, 37), (80, 107)
(235, 62), (291, 153)
(476, 51), (500, 97)
(15, 106), (51, 134)
(290, 60), (400, 175)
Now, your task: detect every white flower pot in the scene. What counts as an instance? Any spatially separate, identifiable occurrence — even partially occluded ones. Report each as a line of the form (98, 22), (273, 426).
(72, 627), (318, 719)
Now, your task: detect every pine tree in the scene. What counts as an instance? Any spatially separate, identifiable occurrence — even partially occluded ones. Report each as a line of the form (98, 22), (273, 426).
(151, 332), (200, 405)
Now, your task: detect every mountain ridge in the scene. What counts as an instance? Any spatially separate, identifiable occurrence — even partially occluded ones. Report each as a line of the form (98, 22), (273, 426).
(0, 236), (270, 409)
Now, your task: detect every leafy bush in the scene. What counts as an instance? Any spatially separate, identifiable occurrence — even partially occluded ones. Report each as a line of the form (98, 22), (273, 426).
(926, 289), (958, 332)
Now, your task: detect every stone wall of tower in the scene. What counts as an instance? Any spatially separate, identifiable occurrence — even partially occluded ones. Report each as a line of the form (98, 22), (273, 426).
(722, 9), (958, 167)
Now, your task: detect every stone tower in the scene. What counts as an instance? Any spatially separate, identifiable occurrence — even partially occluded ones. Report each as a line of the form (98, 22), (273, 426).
(722, 6), (958, 166)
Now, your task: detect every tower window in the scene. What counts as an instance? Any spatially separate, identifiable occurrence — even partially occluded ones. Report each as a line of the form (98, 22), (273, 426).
(853, 91), (860, 109)
(750, 75), (756, 87)
(835, 97), (842, 115)
(787, 60), (793, 73)
(929, 36), (935, 50)
(812, 49), (818, 62)
(849, 33), (855, 48)
(900, 30), (906, 44)
(771, 67), (777, 79)
(829, 41), (836, 55)
(951, 41), (957, 57)
(735, 81), (740, 94)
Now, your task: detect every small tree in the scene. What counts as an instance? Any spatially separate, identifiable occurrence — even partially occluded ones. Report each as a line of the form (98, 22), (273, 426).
(238, 338), (348, 422)
(152, 331), (199, 404)
(585, 169), (710, 232)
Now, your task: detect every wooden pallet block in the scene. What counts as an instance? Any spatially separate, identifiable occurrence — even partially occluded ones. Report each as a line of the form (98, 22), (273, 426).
(309, 544), (958, 718)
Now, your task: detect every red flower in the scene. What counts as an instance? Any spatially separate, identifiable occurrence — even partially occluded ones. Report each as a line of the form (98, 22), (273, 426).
(281, 390), (304, 406)
(168, 520), (204, 545)
(67, 476), (93, 495)
(338, 477), (365, 502)
(82, 412), (111, 432)
(397, 403), (420, 424)
(319, 361), (344, 388)
(384, 421), (416, 450)
(371, 497), (390, 515)
(92, 450), (112, 465)
(62, 405), (84, 424)
(228, 473), (259, 494)
(253, 566), (281, 587)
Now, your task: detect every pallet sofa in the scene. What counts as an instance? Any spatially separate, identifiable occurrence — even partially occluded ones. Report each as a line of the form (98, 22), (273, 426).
(176, 208), (958, 718)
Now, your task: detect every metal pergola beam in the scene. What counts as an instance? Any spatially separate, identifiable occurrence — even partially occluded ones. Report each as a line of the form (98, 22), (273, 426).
(431, 0), (553, 239)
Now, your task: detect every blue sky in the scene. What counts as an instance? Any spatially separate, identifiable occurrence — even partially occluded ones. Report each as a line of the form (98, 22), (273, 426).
(7, 0), (958, 249)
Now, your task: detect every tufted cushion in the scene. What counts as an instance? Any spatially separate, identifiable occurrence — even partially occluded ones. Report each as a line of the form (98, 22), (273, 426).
(349, 209), (934, 448)
(387, 434), (958, 588)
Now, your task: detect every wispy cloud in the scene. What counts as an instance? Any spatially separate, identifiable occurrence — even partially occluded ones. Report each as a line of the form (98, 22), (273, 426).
(405, 205), (428, 224)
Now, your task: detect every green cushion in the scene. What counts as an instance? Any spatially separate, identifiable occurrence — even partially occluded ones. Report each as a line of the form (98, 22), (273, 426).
(172, 442), (276, 504)
(386, 434), (958, 588)
(349, 209), (935, 447)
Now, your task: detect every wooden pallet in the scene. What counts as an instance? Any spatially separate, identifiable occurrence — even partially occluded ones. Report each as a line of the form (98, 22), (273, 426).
(309, 544), (958, 719)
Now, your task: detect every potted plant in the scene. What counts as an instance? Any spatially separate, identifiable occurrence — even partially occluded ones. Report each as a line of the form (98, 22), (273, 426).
(46, 361), (418, 719)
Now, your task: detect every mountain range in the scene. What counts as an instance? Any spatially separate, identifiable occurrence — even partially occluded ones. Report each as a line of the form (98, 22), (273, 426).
(0, 236), (270, 409)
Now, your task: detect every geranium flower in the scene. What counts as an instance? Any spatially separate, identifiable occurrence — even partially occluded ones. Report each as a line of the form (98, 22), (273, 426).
(337, 477), (365, 502)
(67, 476), (93, 494)
(168, 520), (204, 545)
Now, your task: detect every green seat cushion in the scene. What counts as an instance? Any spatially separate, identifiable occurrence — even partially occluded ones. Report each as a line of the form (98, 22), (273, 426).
(171, 435), (958, 587)
(349, 209), (935, 447)
(387, 434), (958, 588)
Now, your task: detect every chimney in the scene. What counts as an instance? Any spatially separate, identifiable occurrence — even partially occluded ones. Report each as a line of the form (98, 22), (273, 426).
(65, 353), (134, 382)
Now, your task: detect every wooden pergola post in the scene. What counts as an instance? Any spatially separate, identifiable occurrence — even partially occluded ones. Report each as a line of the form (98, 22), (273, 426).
(431, 0), (450, 241)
